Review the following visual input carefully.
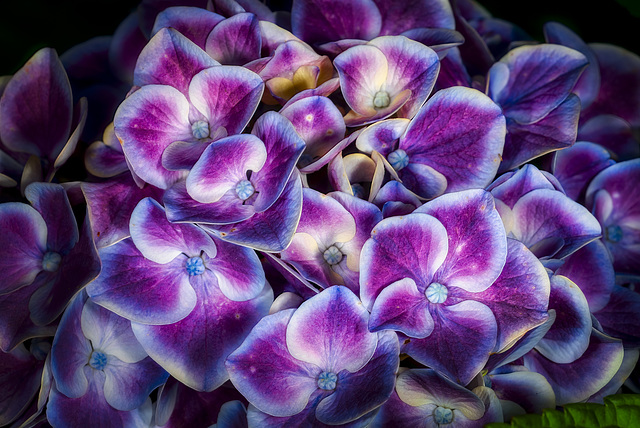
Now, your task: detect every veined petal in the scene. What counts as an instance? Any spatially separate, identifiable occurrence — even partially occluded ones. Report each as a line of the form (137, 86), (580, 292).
(373, 0), (455, 34)
(286, 286), (377, 373)
(152, 7), (224, 50)
(205, 13), (261, 65)
(102, 356), (168, 411)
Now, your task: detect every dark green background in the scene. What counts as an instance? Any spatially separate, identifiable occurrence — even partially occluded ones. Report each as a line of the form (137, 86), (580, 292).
(1, 0), (639, 76)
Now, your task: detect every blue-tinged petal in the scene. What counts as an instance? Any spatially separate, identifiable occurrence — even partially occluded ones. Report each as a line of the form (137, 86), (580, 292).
(552, 141), (615, 202)
(80, 299), (147, 364)
(524, 329), (624, 405)
(130, 197), (217, 264)
(86, 239), (197, 325)
(578, 114), (640, 161)
(315, 330), (399, 425)
(594, 285), (640, 348)
(215, 400), (248, 428)
(115, 84), (191, 189)
(556, 240), (615, 313)
(488, 44), (588, 124)
(0, 48), (72, 160)
(186, 134), (266, 204)
(397, 163), (448, 200)
(488, 164), (563, 209)
(250, 111), (305, 212)
(207, 236), (265, 301)
(355, 118), (408, 157)
(152, 7), (225, 50)
(455, 238), (549, 353)
(207, 172), (303, 252)
(103, 355), (168, 411)
(360, 212), (448, 310)
(47, 368), (152, 428)
(489, 368), (555, 414)
(50, 292), (92, 399)
(133, 28), (219, 94)
(588, 348), (639, 403)
(82, 174), (165, 248)
(401, 87), (505, 192)
(535, 275), (592, 364)
(164, 180), (256, 225)
(500, 93), (580, 173)
(206, 13), (261, 65)
(286, 286), (377, 373)
(188, 65), (264, 135)
(133, 275), (272, 392)
(0, 203), (47, 295)
(226, 309), (320, 417)
(405, 300), (497, 385)
(369, 277), (432, 338)
(291, 0), (382, 45)
(416, 189), (507, 293)
(511, 188), (602, 259)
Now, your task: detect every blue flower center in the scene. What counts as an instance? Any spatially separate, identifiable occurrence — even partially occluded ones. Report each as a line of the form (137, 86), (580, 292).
(235, 179), (255, 201)
(89, 350), (108, 370)
(186, 256), (205, 276)
(387, 149), (409, 171)
(191, 120), (210, 139)
(433, 406), (454, 424)
(317, 371), (337, 390)
(605, 225), (623, 243)
(42, 251), (62, 272)
(373, 90), (390, 109)
(425, 282), (448, 304)
(351, 183), (366, 199)
(323, 245), (343, 265)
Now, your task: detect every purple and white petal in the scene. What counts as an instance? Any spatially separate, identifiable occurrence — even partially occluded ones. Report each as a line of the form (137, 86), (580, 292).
(226, 309), (320, 417)
(416, 189), (507, 293)
(133, 28), (219, 94)
(489, 368), (556, 415)
(102, 356), (168, 411)
(115, 84), (192, 189)
(206, 13), (261, 65)
(152, 7), (225, 50)
(355, 118), (408, 157)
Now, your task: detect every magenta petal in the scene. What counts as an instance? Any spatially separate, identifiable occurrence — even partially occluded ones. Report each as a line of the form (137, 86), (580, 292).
(488, 44), (588, 124)
(0, 48), (72, 160)
(206, 13), (261, 65)
(115, 84), (191, 189)
(250, 111), (306, 212)
(462, 239), (550, 352)
(360, 212), (449, 310)
(132, 276), (272, 392)
(86, 239), (197, 325)
(129, 197), (217, 263)
(524, 329), (624, 405)
(535, 275), (592, 364)
(188, 65), (264, 136)
(369, 277), (433, 338)
(286, 286), (377, 373)
(401, 87), (506, 192)
(133, 28), (219, 94)
(405, 300), (497, 385)
(226, 309), (320, 417)
(82, 174), (165, 248)
(291, 0), (382, 45)
(0, 203), (47, 294)
(416, 189), (507, 293)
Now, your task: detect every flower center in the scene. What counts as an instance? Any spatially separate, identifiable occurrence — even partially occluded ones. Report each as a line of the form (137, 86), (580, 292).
(605, 225), (623, 243)
(317, 371), (337, 390)
(373, 90), (390, 109)
(42, 251), (62, 272)
(425, 282), (448, 304)
(89, 350), (108, 370)
(387, 149), (409, 171)
(323, 245), (343, 265)
(235, 179), (255, 201)
(191, 120), (210, 140)
(433, 406), (454, 424)
(186, 256), (205, 276)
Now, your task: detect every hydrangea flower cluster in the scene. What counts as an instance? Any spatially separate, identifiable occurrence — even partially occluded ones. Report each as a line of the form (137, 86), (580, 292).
(1, 0), (639, 426)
